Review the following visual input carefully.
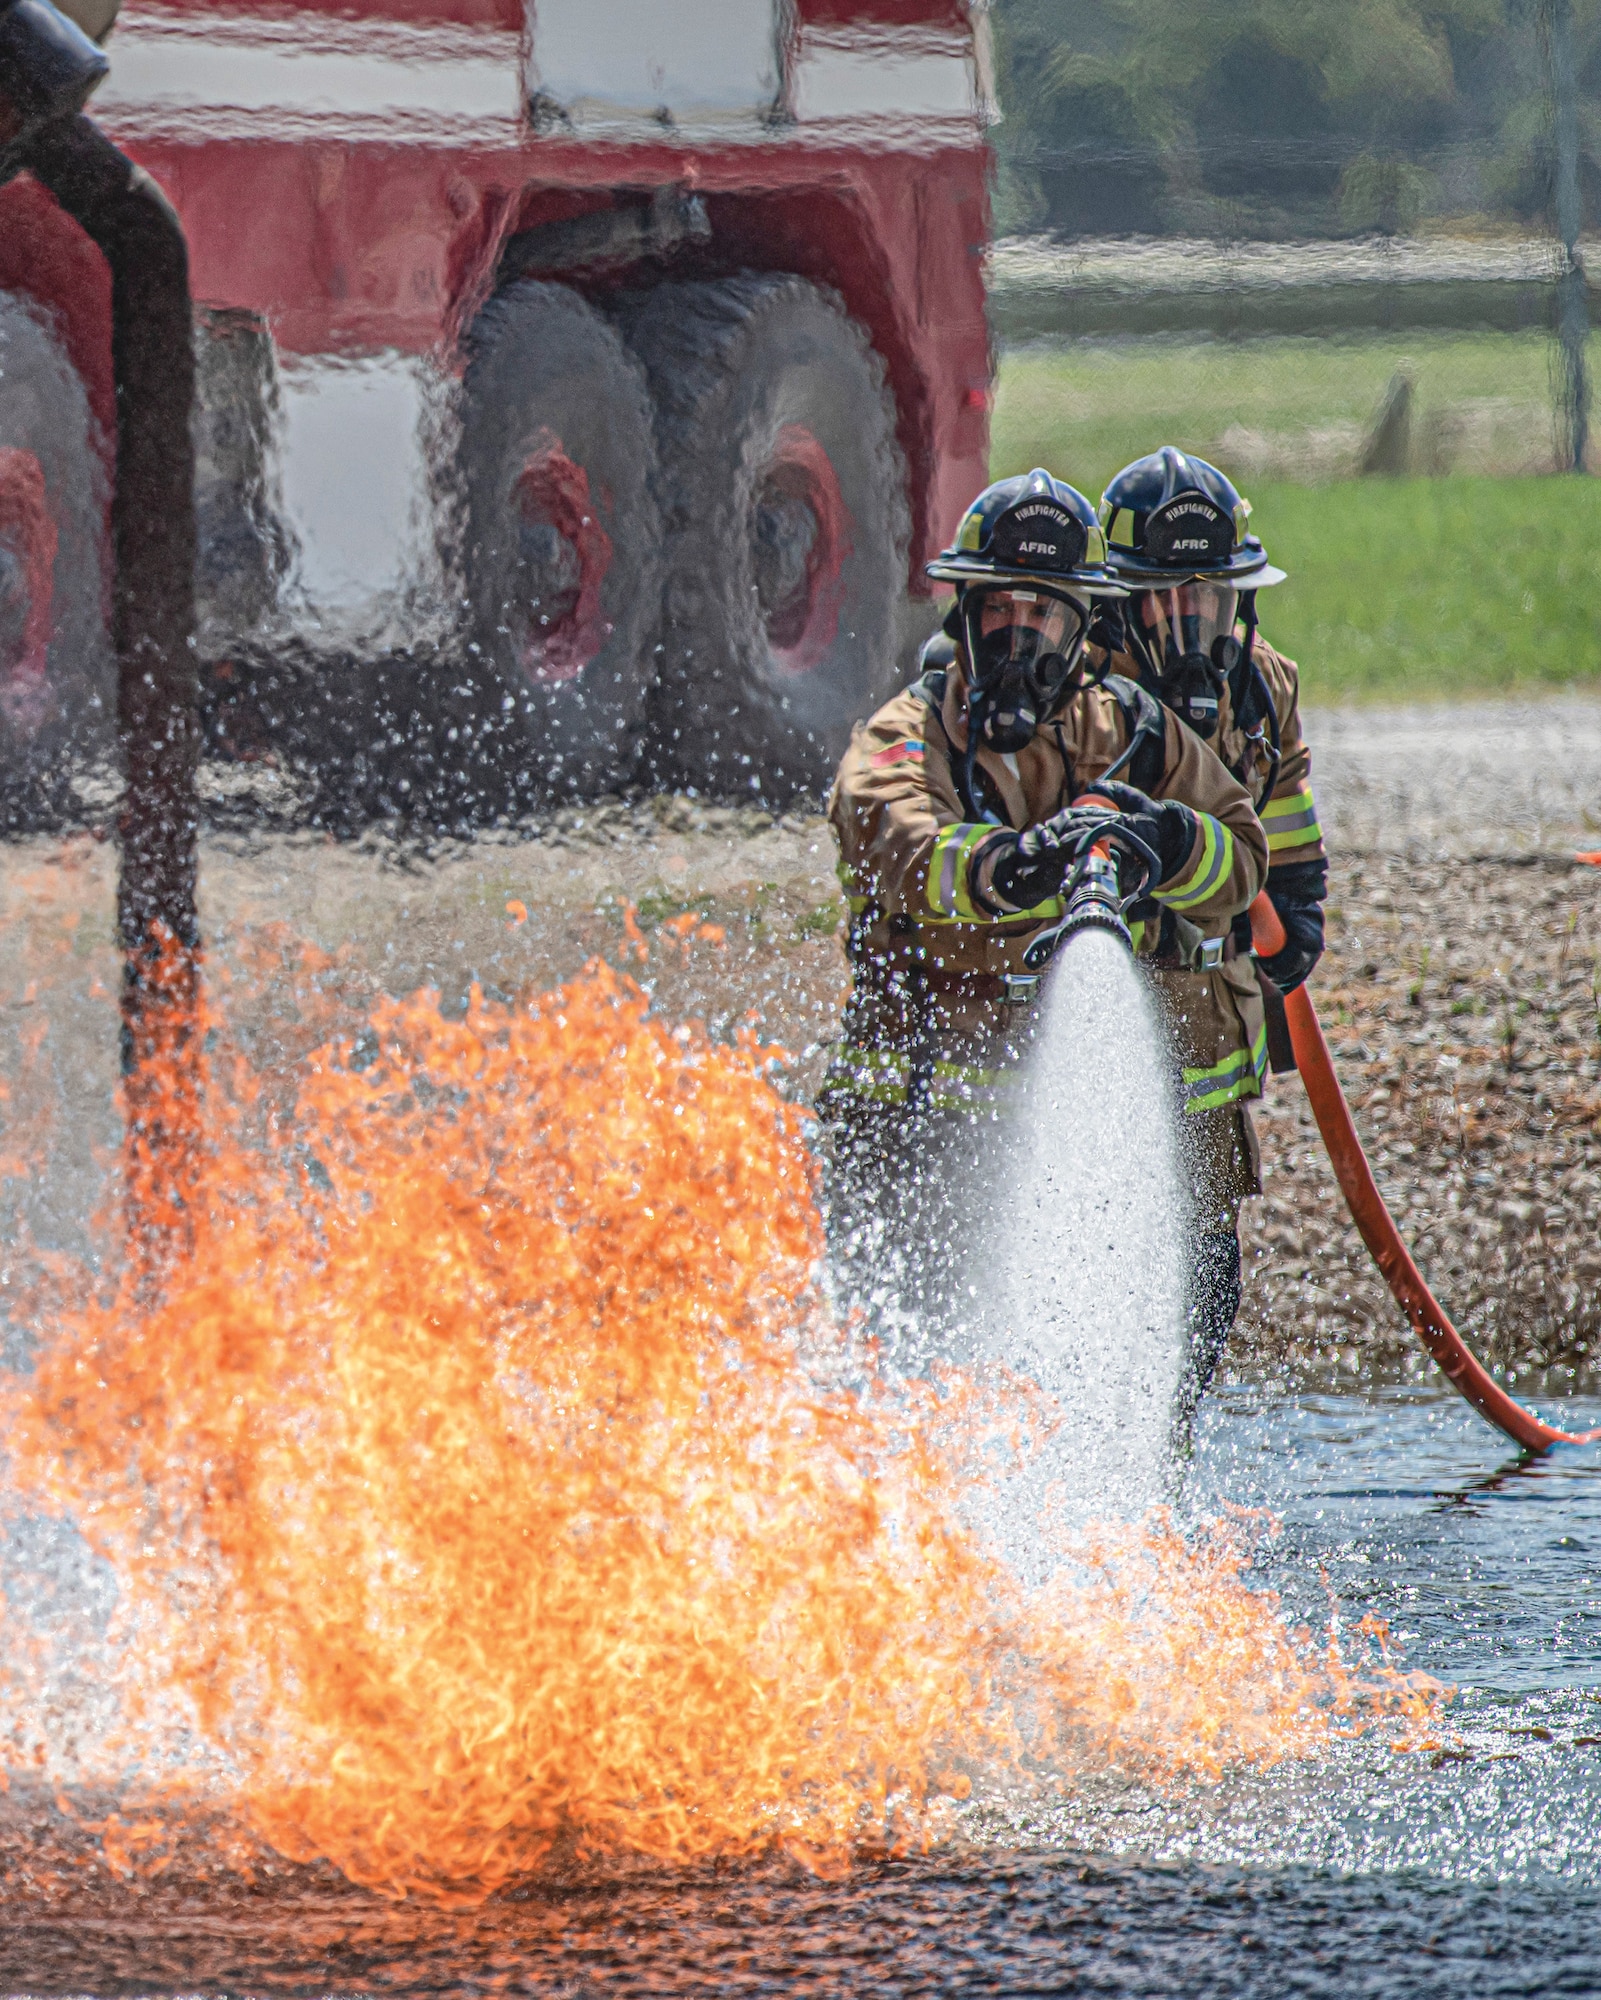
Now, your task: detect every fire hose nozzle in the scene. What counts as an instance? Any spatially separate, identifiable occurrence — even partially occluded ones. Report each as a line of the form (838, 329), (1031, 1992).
(1021, 790), (1152, 972)
(1022, 848), (1129, 969)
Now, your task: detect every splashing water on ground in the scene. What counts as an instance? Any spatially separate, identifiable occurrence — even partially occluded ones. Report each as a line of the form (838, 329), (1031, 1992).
(0, 943), (1440, 1901)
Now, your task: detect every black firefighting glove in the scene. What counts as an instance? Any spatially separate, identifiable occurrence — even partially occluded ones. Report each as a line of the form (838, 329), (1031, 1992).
(1260, 857), (1327, 993)
(983, 804), (1120, 912)
(1081, 778), (1199, 891)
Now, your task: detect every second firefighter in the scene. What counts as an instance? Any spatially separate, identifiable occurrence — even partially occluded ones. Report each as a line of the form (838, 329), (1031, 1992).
(822, 467), (1269, 1411)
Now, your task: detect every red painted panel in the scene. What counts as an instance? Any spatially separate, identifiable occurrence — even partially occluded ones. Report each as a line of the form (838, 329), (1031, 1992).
(0, 174), (115, 456)
(119, 125), (990, 579)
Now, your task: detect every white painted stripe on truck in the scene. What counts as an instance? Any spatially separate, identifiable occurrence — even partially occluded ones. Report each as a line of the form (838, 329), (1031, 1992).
(529, 0), (781, 121)
(95, 2), (988, 150)
(788, 26), (980, 127)
(95, 6), (525, 144)
(545, 22), (987, 142)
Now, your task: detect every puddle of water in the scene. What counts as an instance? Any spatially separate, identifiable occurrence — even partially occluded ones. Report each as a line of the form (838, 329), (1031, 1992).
(1196, 1385), (1601, 1698)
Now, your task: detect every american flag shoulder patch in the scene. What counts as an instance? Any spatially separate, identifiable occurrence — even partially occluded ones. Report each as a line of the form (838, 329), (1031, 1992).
(870, 739), (925, 769)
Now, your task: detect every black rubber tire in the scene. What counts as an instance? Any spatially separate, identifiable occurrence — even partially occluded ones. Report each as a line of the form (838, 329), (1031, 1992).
(619, 275), (908, 797)
(0, 291), (112, 770)
(462, 280), (663, 794)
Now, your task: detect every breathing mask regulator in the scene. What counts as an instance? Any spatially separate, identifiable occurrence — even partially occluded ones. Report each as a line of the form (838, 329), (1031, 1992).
(958, 582), (1091, 754)
(1129, 580), (1245, 742)
(924, 465), (1125, 820)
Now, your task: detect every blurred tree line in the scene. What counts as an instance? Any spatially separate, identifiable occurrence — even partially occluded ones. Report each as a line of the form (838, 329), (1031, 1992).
(990, 0), (1600, 239)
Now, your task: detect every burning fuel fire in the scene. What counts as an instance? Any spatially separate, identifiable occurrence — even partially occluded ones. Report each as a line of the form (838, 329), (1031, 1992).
(0, 930), (1441, 1901)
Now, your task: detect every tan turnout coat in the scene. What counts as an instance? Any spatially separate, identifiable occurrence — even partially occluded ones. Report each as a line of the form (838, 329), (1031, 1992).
(824, 664), (1269, 1156)
(1098, 636), (1326, 874)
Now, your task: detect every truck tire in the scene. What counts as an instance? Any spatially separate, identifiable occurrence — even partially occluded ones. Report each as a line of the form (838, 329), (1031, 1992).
(462, 280), (663, 795)
(620, 275), (908, 797)
(0, 291), (111, 768)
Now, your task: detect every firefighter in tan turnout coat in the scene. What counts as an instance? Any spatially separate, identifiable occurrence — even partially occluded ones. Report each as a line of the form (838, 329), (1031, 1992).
(1089, 449), (1329, 1392)
(1094, 450), (1326, 994)
(822, 468), (1268, 1413)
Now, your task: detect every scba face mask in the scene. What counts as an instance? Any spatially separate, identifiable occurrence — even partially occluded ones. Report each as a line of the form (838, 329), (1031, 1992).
(961, 586), (1090, 753)
(1133, 582), (1241, 739)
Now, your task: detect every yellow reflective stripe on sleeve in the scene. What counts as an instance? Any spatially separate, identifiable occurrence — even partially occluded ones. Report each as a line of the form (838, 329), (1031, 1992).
(928, 822), (996, 922)
(822, 1047), (911, 1107)
(929, 1058), (1022, 1112)
(1181, 1022), (1268, 1112)
(1154, 814), (1234, 912)
(1261, 785), (1323, 853)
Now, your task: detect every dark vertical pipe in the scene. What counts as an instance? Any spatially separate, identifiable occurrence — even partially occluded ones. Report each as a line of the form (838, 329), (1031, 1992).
(22, 115), (200, 1097)
(1542, 0), (1590, 472)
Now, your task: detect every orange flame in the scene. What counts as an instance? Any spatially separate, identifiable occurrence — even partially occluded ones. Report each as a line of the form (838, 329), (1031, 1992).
(0, 948), (1441, 1900)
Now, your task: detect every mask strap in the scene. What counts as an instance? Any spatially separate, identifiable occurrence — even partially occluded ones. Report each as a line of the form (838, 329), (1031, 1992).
(1127, 593), (1164, 692)
(1086, 596), (1126, 660)
(1227, 591), (1261, 722)
(1228, 592), (1283, 799)
(955, 592), (986, 821)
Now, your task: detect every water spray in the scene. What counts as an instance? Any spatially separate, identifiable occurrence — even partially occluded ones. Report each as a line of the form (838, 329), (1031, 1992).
(1250, 892), (1601, 1454)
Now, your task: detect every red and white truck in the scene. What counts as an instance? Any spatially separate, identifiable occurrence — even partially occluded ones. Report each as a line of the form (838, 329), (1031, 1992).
(0, 0), (993, 794)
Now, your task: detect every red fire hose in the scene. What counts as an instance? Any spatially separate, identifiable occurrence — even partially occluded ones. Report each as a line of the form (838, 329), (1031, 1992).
(1249, 892), (1600, 1453)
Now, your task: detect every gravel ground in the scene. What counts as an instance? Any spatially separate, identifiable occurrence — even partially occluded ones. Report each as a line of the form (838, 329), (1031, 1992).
(1239, 695), (1601, 1386)
(4, 694), (1599, 1382)
(1238, 848), (1601, 1384)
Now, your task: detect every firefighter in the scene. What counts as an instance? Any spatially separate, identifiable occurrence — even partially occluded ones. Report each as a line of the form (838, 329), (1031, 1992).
(821, 468), (1268, 1411)
(1090, 448), (1328, 1421)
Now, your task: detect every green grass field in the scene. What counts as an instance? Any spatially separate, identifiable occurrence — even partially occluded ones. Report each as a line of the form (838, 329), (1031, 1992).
(991, 333), (1601, 702)
(1243, 477), (1601, 701)
(990, 330), (1569, 497)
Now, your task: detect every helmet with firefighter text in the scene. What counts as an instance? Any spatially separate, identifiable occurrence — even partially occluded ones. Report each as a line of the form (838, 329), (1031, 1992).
(1098, 447), (1285, 590)
(926, 469), (1124, 595)
(927, 471), (1122, 753)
